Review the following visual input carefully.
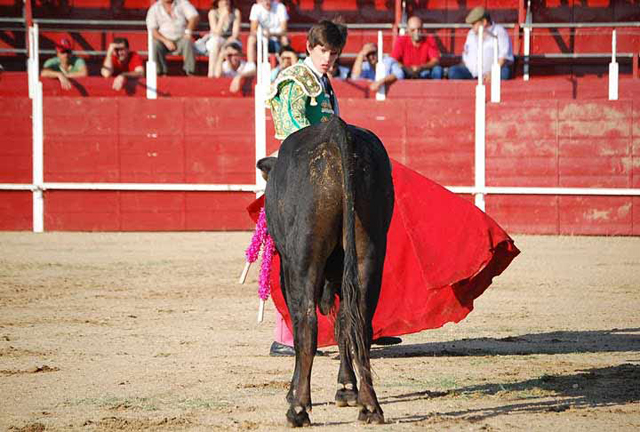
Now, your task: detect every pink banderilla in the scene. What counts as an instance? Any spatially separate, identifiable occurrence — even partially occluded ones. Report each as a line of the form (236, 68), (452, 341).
(244, 207), (275, 301)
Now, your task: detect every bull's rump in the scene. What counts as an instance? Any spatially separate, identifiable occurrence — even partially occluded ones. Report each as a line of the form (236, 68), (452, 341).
(265, 120), (394, 252)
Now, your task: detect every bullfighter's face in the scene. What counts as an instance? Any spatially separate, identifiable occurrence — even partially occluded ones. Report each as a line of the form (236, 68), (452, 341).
(307, 42), (339, 75)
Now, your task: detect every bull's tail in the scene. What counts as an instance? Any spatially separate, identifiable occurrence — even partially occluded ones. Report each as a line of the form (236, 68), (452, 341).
(330, 116), (370, 380)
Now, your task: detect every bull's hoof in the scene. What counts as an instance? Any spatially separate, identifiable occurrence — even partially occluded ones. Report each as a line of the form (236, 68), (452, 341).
(357, 407), (385, 424)
(286, 407), (311, 428)
(335, 387), (358, 407)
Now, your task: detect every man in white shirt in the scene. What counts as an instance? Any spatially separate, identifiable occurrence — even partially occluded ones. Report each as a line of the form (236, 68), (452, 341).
(213, 40), (256, 93)
(146, 0), (199, 75)
(247, 0), (289, 70)
(448, 6), (514, 81)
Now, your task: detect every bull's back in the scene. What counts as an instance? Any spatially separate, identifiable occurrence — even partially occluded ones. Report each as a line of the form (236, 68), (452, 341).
(267, 119), (393, 242)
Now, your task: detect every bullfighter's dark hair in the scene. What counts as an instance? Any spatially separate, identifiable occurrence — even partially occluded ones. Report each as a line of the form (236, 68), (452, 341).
(307, 19), (348, 53)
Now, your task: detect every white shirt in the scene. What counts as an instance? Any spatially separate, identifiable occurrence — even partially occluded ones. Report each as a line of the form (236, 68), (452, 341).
(304, 57), (340, 117)
(222, 59), (248, 77)
(462, 23), (514, 78)
(249, 2), (288, 37)
(146, 0), (199, 41)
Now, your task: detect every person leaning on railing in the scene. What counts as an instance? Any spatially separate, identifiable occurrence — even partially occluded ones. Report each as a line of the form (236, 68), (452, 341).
(351, 42), (405, 93)
(101, 37), (144, 91)
(213, 40), (256, 93)
(448, 6), (514, 81)
(40, 38), (88, 90)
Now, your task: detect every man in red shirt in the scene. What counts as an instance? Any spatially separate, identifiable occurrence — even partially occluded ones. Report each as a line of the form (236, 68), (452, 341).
(101, 37), (144, 91)
(391, 16), (443, 79)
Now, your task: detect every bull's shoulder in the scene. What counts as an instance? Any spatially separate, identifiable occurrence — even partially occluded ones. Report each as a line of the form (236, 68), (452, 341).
(267, 63), (322, 101)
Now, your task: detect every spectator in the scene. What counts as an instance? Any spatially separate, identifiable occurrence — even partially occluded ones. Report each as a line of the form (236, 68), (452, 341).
(352, 42), (405, 92)
(270, 44), (297, 82)
(146, 0), (199, 76)
(328, 58), (350, 80)
(101, 37), (144, 91)
(247, 0), (289, 71)
(214, 40), (256, 93)
(448, 7), (514, 81)
(41, 38), (88, 90)
(201, 0), (242, 78)
(391, 16), (443, 79)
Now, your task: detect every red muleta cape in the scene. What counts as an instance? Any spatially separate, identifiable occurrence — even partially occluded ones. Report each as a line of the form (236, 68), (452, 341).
(247, 159), (520, 347)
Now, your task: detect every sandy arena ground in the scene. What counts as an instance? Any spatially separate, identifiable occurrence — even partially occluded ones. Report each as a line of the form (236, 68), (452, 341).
(0, 232), (639, 431)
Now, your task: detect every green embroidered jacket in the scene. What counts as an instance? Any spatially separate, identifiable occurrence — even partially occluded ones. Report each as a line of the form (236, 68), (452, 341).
(267, 62), (336, 140)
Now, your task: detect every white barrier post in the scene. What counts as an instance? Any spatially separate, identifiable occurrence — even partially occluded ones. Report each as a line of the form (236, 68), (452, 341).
(375, 30), (386, 101)
(256, 29), (263, 84)
(523, 0), (531, 81)
(31, 24), (44, 232)
(262, 29), (270, 87)
(27, 26), (35, 99)
(146, 30), (157, 99)
(490, 36), (501, 103)
(475, 25), (486, 211)
(609, 29), (619, 101)
(254, 26), (267, 193)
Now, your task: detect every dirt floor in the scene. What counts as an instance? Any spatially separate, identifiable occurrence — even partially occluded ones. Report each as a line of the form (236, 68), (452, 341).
(0, 232), (639, 431)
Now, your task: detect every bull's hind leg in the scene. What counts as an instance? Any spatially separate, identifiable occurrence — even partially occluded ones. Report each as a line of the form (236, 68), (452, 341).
(334, 306), (359, 407)
(283, 265), (324, 428)
(354, 245), (386, 424)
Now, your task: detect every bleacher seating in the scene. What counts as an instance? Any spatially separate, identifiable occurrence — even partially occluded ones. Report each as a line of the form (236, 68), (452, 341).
(0, 1), (638, 79)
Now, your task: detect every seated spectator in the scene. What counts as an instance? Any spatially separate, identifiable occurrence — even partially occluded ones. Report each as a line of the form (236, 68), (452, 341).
(352, 42), (405, 92)
(329, 58), (350, 80)
(214, 40), (256, 93)
(270, 45), (297, 82)
(146, 0), (199, 76)
(448, 7), (514, 81)
(391, 16), (443, 79)
(247, 0), (289, 71)
(199, 0), (242, 78)
(40, 38), (88, 90)
(101, 37), (144, 91)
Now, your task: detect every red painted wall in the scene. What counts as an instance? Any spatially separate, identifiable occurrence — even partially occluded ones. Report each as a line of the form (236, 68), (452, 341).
(1, 78), (639, 234)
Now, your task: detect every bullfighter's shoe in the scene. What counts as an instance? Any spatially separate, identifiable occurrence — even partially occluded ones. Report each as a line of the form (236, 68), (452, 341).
(372, 337), (402, 346)
(269, 342), (325, 357)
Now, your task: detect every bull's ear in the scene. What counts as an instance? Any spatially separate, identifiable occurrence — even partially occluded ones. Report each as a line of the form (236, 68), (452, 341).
(257, 157), (277, 180)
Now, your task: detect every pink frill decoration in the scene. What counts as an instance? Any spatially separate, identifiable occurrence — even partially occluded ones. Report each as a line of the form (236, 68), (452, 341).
(245, 206), (275, 301)
(258, 235), (275, 301)
(245, 207), (268, 263)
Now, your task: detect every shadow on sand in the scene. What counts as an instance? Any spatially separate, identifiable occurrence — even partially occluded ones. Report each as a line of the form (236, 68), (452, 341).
(370, 328), (640, 359)
(368, 328), (640, 423)
(382, 363), (640, 423)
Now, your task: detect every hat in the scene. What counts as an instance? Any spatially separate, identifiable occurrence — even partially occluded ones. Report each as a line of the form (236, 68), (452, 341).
(465, 6), (486, 24)
(55, 38), (72, 53)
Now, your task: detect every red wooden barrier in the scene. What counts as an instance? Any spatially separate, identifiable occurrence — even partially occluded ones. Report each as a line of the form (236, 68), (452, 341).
(1, 75), (639, 234)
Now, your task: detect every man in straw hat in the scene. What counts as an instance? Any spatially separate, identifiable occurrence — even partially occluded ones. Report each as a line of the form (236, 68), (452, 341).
(448, 6), (513, 81)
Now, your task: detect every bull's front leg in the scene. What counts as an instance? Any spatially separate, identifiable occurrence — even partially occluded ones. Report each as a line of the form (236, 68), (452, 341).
(286, 300), (318, 427)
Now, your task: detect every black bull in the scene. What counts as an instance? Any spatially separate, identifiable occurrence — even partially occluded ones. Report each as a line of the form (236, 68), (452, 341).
(257, 116), (395, 426)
